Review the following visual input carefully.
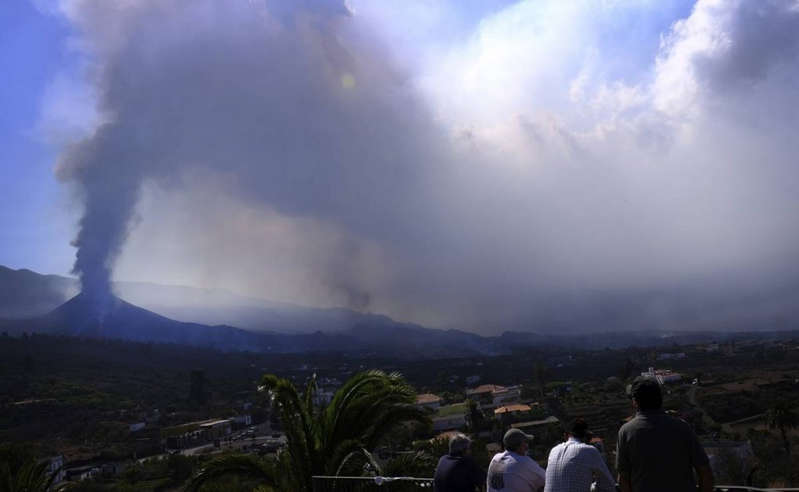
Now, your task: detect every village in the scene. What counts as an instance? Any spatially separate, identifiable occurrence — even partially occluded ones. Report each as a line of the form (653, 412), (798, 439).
(3, 333), (799, 489)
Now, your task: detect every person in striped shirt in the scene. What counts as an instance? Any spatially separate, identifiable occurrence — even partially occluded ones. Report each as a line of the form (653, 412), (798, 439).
(544, 419), (616, 492)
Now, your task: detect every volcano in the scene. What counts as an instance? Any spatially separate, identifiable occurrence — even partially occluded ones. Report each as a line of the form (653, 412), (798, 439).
(25, 292), (264, 350)
(7, 292), (367, 353)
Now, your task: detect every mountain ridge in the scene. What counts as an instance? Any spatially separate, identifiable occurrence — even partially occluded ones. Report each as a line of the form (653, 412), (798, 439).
(4, 265), (799, 357)
(0, 265), (412, 335)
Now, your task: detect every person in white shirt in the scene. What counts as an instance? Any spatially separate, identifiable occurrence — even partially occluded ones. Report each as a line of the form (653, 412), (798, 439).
(544, 419), (615, 492)
(487, 428), (546, 492)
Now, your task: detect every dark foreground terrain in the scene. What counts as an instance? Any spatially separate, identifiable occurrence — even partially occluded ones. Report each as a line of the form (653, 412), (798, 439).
(2, 331), (799, 489)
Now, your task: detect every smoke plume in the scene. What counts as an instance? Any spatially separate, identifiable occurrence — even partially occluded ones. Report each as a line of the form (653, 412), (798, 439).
(48, 0), (799, 331)
(57, 0), (448, 300)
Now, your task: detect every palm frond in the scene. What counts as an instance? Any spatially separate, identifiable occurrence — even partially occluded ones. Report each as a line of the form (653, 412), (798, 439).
(324, 370), (390, 434)
(186, 454), (277, 492)
(0, 458), (65, 492)
(260, 374), (319, 484)
(334, 447), (383, 477)
(381, 451), (433, 478)
(327, 438), (365, 476)
(362, 404), (430, 450)
(304, 373), (318, 416)
(322, 371), (417, 454)
(253, 370), (427, 491)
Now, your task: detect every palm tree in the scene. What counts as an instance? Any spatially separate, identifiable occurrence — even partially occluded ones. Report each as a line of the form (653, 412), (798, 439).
(189, 370), (429, 491)
(0, 457), (64, 492)
(466, 398), (484, 432)
(766, 400), (798, 456)
(185, 454), (280, 492)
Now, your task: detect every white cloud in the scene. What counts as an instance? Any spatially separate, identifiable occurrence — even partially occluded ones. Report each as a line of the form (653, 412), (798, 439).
(40, 0), (799, 331)
(653, 0), (799, 118)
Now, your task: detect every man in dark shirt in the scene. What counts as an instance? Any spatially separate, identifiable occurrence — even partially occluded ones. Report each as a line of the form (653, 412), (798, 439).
(616, 376), (714, 492)
(434, 433), (486, 492)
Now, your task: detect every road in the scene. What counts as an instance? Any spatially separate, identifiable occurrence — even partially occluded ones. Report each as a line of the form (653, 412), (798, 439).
(138, 434), (286, 463)
(181, 435), (286, 456)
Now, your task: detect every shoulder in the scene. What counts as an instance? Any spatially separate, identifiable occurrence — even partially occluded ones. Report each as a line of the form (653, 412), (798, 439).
(575, 442), (599, 452)
(618, 418), (636, 435)
(548, 442), (565, 455)
(577, 444), (603, 459)
(524, 456), (547, 477)
(519, 455), (545, 471)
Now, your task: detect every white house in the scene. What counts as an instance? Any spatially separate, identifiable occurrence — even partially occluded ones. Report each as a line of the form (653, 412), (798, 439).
(641, 367), (682, 385)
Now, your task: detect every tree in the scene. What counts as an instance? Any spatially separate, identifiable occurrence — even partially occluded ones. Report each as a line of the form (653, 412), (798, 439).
(380, 450), (435, 478)
(766, 400), (798, 486)
(619, 358), (635, 382)
(466, 398), (484, 432)
(189, 370), (429, 491)
(189, 369), (207, 404)
(167, 454), (194, 482)
(533, 362), (547, 398)
(0, 445), (63, 492)
(23, 355), (35, 374)
(186, 454), (279, 491)
(766, 400), (798, 456)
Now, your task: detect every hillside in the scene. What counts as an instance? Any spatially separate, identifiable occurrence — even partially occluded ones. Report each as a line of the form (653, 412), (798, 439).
(0, 265), (412, 335)
(4, 265), (799, 356)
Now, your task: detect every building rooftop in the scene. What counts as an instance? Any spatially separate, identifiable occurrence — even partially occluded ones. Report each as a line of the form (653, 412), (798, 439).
(512, 416), (560, 428)
(494, 404), (532, 415)
(467, 384), (506, 395)
(415, 393), (442, 404)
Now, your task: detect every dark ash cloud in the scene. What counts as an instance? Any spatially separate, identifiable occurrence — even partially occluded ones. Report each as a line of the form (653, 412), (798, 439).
(51, 0), (799, 332)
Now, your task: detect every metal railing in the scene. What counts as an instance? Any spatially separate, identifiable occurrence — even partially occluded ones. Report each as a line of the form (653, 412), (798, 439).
(312, 476), (434, 491)
(714, 488), (799, 492)
(311, 477), (798, 492)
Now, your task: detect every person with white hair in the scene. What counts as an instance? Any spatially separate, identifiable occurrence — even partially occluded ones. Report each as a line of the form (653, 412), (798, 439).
(433, 433), (486, 492)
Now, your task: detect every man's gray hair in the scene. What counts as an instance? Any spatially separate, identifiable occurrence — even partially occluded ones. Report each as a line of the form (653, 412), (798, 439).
(449, 433), (471, 455)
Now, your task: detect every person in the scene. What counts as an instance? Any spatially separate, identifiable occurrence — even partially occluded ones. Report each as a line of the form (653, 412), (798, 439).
(616, 376), (714, 492)
(434, 433), (485, 492)
(487, 428), (546, 492)
(544, 418), (615, 492)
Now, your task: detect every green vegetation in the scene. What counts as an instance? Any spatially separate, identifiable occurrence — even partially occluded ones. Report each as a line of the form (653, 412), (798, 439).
(766, 400), (798, 456)
(699, 382), (799, 424)
(189, 370), (429, 491)
(0, 444), (62, 492)
(186, 454), (278, 492)
(3, 333), (799, 489)
(766, 400), (799, 486)
(436, 402), (468, 417)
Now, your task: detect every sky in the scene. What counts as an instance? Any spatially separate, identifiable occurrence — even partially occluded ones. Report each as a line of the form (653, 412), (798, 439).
(3, 0), (799, 333)
(0, 0), (75, 273)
